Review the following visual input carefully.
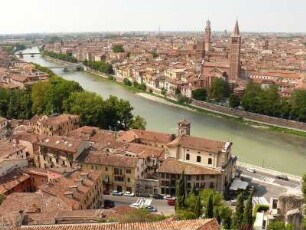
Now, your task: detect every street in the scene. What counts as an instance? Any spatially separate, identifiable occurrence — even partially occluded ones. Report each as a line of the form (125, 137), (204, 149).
(238, 166), (301, 200)
(104, 195), (175, 216)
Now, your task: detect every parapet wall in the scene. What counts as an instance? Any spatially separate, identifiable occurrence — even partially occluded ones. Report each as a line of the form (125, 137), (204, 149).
(191, 100), (306, 132)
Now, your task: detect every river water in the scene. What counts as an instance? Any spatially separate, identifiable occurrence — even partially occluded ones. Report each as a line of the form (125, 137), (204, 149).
(21, 47), (306, 176)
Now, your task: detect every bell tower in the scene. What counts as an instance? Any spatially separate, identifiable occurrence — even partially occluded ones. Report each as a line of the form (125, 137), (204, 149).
(204, 20), (211, 53)
(229, 20), (241, 82)
(177, 119), (191, 136)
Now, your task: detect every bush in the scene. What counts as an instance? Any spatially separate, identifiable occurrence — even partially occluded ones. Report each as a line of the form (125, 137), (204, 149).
(192, 88), (207, 101)
(123, 78), (132, 86)
(176, 210), (197, 220)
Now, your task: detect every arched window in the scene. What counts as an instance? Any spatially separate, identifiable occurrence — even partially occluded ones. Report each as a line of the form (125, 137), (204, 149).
(197, 156), (201, 163)
(186, 154), (190, 160)
(208, 158), (212, 165)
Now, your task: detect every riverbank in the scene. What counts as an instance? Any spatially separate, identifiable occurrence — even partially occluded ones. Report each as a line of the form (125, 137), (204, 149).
(39, 53), (306, 138)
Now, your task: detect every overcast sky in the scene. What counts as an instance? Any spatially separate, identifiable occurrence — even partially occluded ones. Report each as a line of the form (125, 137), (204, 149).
(0, 0), (305, 34)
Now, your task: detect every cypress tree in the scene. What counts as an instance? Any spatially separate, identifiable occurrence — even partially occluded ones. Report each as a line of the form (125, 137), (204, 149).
(175, 171), (185, 210)
(215, 208), (222, 224)
(235, 193), (245, 229)
(194, 194), (202, 218)
(243, 193), (253, 229)
(206, 193), (214, 218)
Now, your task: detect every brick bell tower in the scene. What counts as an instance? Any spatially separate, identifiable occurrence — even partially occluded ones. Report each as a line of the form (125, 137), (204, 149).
(204, 19), (211, 53)
(229, 20), (241, 82)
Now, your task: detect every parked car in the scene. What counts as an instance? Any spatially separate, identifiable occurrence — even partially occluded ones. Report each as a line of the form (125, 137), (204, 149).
(276, 175), (289, 181)
(167, 198), (176, 206)
(246, 168), (256, 173)
(145, 206), (157, 212)
(103, 200), (115, 209)
(152, 194), (164, 199)
(112, 190), (123, 196)
(164, 195), (172, 200)
(135, 192), (150, 197)
(103, 190), (110, 195)
(124, 191), (135, 197)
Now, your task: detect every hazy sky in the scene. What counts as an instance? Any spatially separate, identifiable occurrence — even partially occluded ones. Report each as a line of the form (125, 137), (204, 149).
(0, 0), (305, 34)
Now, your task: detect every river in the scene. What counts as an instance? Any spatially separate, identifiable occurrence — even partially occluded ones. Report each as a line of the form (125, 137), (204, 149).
(21, 47), (306, 176)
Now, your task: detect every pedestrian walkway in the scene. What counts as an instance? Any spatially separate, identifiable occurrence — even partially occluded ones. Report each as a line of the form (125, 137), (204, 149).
(260, 176), (275, 183)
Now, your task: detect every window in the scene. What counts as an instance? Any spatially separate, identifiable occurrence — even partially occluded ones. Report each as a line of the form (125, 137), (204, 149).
(114, 176), (124, 182)
(208, 158), (212, 165)
(127, 178), (130, 183)
(209, 182), (214, 189)
(186, 153), (190, 160)
(197, 156), (201, 163)
(105, 167), (108, 171)
(126, 169), (131, 174)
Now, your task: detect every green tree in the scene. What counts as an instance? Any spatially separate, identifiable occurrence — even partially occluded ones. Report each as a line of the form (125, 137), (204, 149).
(289, 90), (306, 122)
(229, 94), (241, 108)
(243, 193), (253, 229)
(175, 171), (186, 210)
(31, 81), (50, 114)
(194, 195), (202, 218)
(192, 88), (207, 101)
(130, 115), (147, 130)
(267, 221), (293, 230)
(205, 194), (214, 218)
(123, 78), (132, 86)
(220, 206), (232, 229)
(209, 78), (229, 102)
(112, 44), (125, 53)
(63, 91), (104, 127)
(302, 173), (306, 202)
(234, 193), (245, 229)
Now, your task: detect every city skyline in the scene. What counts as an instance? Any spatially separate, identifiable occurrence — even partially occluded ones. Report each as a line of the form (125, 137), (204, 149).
(0, 0), (305, 34)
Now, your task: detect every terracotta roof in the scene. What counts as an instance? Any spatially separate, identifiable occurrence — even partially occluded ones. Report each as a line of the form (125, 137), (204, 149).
(20, 219), (220, 230)
(124, 143), (165, 160)
(0, 169), (30, 194)
(41, 114), (80, 127)
(167, 135), (227, 154)
(158, 158), (221, 175)
(68, 126), (100, 140)
(39, 170), (101, 210)
(40, 136), (84, 154)
(0, 140), (26, 160)
(118, 129), (175, 144)
(82, 152), (138, 168)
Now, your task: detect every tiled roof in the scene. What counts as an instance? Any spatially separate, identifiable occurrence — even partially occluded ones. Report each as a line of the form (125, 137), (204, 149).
(124, 143), (165, 160)
(0, 140), (26, 159)
(158, 158), (221, 175)
(0, 169), (30, 194)
(40, 136), (84, 154)
(20, 219), (220, 230)
(40, 114), (79, 127)
(118, 129), (175, 144)
(167, 135), (226, 154)
(82, 151), (138, 168)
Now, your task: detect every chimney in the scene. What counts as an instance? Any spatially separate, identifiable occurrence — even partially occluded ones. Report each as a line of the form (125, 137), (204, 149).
(64, 191), (74, 199)
(69, 185), (78, 192)
(80, 172), (89, 179)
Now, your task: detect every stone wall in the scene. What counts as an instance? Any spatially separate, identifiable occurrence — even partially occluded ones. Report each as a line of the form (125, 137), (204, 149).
(191, 100), (306, 132)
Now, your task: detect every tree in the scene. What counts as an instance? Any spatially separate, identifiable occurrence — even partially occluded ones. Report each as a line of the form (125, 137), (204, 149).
(130, 115), (147, 130)
(112, 44), (125, 53)
(302, 173), (306, 202)
(192, 88), (207, 101)
(63, 91), (104, 127)
(194, 195), (203, 218)
(209, 78), (229, 102)
(220, 206), (232, 229)
(243, 193), (253, 229)
(214, 208), (221, 224)
(123, 78), (132, 86)
(31, 81), (50, 114)
(205, 194), (214, 218)
(290, 90), (306, 122)
(175, 171), (186, 210)
(229, 94), (241, 108)
(267, 221), (293, 230)
(234, 193), (245, 229)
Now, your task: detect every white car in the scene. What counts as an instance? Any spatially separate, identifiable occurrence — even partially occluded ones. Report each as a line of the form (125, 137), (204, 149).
(124, 191), (135, 197)
(246, 168), (256, 173)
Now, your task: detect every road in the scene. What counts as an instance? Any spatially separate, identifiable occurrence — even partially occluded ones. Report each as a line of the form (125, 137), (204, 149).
(104, 195), (175, 216)
(237, 166), (301, 200)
